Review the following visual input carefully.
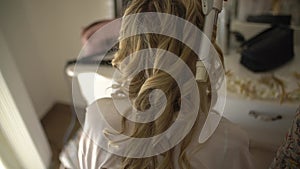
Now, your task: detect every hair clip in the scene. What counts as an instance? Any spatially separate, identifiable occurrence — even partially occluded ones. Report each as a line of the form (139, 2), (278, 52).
(195, 61), (208, 82)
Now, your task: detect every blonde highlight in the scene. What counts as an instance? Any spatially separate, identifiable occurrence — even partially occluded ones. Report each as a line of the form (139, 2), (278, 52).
(110, 0), (223, 168)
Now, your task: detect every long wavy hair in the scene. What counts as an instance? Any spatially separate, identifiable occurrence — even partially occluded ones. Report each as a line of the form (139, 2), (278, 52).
(111, 0), (223, 168)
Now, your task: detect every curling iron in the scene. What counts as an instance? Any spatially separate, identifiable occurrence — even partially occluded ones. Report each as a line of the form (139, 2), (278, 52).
(196, 0), (227, 144)
(196, 0), (225, 82)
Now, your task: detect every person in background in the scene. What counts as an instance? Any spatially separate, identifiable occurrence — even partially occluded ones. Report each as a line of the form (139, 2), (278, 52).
(81, 19), (120, 58)
(81, 20), (114, 44)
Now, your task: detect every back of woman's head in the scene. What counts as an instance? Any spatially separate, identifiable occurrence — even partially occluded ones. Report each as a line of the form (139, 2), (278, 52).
(111, 0), (217, 168)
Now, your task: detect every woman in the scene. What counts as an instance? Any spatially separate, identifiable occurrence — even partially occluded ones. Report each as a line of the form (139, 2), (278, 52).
(78, 0), (254, 168)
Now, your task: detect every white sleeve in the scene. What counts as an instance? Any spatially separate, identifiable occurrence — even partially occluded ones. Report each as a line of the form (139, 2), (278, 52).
(189, 118), (254, 169)
(78, 101), (122, 169)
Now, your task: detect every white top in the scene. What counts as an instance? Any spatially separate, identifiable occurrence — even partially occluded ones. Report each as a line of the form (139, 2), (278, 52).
(78, 98), (254, 169)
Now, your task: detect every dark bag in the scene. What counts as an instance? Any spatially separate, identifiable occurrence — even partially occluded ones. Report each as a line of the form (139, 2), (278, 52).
(240, 25), (294, 72)
(247, 14), (291, 25)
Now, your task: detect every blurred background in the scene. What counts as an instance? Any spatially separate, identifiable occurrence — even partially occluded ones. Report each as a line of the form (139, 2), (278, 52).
(0, 0), (115, 168)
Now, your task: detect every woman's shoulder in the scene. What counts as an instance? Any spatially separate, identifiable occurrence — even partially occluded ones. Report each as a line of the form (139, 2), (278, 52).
(202, 117), (251, 153)
(87, 97), (115, 113)
(87, 97), (130, 113)
(219, 117), (250, 146)
(188, 117), (253, 169)
(85, 97), (128, 132)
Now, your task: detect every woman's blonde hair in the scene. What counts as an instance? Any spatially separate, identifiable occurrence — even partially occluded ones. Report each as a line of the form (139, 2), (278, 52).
(111, 0), (223, 168)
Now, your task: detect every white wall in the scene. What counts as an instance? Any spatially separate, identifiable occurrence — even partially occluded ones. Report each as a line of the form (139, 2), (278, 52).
(0, 0), (114, 118)
(0, 29), (52, 169)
